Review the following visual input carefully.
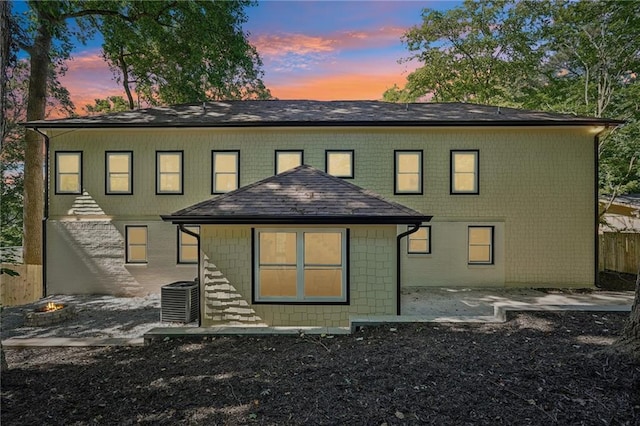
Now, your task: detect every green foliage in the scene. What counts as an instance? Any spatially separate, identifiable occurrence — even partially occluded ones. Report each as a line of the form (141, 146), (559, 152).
(400, 0), (546, 104)
(382, 84), (413, 103)
(99, 0), (271, 106)
(84, 96), (130, 114)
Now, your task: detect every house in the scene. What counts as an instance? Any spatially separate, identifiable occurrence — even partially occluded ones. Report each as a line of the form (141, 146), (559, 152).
(24, 100), (622, 326)
(599, 194), (640, 233)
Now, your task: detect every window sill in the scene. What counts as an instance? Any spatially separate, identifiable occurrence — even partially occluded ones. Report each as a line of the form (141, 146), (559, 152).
(467, 264), (495, 269)
(253, 300), (349, 306)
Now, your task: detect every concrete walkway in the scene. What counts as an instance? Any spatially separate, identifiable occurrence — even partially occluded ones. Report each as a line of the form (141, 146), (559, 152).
(2, 288), (634, 347)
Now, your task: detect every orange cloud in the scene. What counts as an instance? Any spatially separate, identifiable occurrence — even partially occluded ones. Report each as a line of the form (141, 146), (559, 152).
(268, 72), (412, 101)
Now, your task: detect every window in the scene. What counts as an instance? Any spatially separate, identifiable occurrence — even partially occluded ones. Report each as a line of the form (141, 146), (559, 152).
(275, 150), (303, 174)
(105, 151), (133, 194)
(394, 150), (422, 194)
(178, 226), (199, 264)
(55, 151), (82, 194)
(212, 151), (239, 194)
(451, 150), (479, 194)
(126, 226), (148, 264)
(325, 150), (354, 178)
(468, 226), (494, 265)
(408, 226), (431, 254)
(254, 229), (348, 303)
(156, 151), (183, 194)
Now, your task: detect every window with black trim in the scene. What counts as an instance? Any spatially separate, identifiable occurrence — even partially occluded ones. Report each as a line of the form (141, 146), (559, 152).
(451, 150), (479, 194)
(325, 150), (354, 178)
(468, 226), (493, 265)
(394, 150), (422, 194)
(212, 151), (239, 194)
(55, 151), (82, 194)
(156, 151), (183, 194)
(126, 225), (148, 264)
(275, 150), (303, 174)
(254, 228), (348, 303)
(178, 226), (199, 264)
(105, 151), (133, 194)
(408, 226), (431, 254)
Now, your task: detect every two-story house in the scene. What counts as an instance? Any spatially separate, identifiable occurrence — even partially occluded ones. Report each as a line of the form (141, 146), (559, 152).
(25, 100), (621, 326)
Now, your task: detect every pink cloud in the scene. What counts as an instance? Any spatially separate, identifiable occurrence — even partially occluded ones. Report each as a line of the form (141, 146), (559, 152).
(252, 34), (336, 56)
(252, 26), (407, 58)
(57, 50), (125, 114)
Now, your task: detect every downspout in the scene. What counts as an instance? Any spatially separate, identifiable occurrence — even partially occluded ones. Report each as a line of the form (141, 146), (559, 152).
(396, 223), (421, 315)
(179, 224), (202, 326)
(593, 126), (609, 288)
(33, 127), (49, 297)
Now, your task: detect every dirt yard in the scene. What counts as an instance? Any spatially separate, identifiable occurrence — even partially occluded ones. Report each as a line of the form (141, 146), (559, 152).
(2, 311), (639, 425)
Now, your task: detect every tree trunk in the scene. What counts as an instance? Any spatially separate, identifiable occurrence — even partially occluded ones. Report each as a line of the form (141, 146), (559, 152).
(23, 23), (52, 266)
(117, 47), (135, 110)
(0, 342), (7, 372)
(1, 0), (8, 140)
(617, 263), (640, 359)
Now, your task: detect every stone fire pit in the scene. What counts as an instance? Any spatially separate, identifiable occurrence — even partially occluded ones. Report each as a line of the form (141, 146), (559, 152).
(24, 302), (76, 327)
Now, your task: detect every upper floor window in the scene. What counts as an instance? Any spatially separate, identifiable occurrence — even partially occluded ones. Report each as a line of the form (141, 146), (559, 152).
(105, 151), (133, 194)
(468, 226), (494, 265)
(55, 151), (82, 194)
(178, 226), (199, 264)
(212, 151), (239, 194)
(408, 225), (431, 254)
(126, 225), (148, 264)
(275, 150), (303, 174)
(254, 228), (348, 303)
(156, 151), (183, 194)
(394, 150), (422, 194)
(451, 150), (479, 194)
(325, 150), (354, 178)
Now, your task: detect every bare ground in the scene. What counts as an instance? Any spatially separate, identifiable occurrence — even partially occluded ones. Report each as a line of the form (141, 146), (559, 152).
(2, 311), (639, 425)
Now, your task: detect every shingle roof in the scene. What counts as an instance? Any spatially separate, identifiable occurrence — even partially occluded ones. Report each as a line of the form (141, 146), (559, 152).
(161, 165), (431, 225)
(24, 100), (623, 128)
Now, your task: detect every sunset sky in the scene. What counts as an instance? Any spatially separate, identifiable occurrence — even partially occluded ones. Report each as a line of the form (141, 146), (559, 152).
(17, 1), (460, 112)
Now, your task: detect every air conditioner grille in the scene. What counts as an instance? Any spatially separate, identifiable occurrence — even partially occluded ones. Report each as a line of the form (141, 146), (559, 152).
(161, 281), (198, 323)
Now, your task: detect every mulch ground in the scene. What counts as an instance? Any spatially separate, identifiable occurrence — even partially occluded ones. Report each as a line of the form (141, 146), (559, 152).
(598, 271), (639, 291)
(2, 311), (639, 425)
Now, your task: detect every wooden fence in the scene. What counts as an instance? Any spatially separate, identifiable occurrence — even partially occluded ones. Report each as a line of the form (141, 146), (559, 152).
(0, 264), (43, 307)
(599, 233), (640, 274)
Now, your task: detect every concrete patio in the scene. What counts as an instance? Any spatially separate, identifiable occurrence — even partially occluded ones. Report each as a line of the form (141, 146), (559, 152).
(1, 288), (634, 347)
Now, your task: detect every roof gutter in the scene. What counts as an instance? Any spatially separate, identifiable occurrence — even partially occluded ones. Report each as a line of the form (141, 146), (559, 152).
(396, 223), (423, 316)
(32, 127), (49, 297)
(178, 224), (202, 327)
(161, 215), (433, 225)
(21, 119), (625, 130)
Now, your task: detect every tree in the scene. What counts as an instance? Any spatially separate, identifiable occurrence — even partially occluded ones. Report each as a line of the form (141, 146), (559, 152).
(11, 0), (269, 268)
(616, 264), (640, 360)
(84, 95), (130, 114)
(100, 1), (271, 108)
(393, 0), (547, 104)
